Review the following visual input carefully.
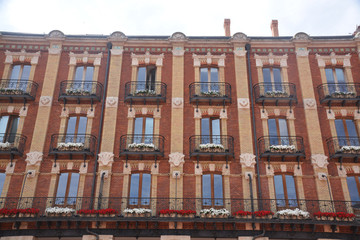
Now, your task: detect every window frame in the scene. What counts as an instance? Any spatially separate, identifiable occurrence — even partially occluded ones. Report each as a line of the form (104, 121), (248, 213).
(262, 66), (282, 84)
(65, 115), (88, 136)
(128, 171), (152, 207)
(200, 67), (219, 83)
(0, 115), (20, 139)
(325, 67), (346, 84)
(73, 65), (94, 82)
(334, 118), (359, 138)
(201, 117), (221, 137)
(55, 171), (80, 207)
(346, 175), (360, 204)
(137, 65), (157, 90)
(273, 173), (298, 209)
(9, 64), (31, 81)
(201, 172), (224, 208)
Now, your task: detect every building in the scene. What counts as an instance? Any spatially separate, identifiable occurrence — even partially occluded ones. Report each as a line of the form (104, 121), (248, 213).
(0, 20), (359, 240)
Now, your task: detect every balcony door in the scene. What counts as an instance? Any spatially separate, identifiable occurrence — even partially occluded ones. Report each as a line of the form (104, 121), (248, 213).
(137, 66), (156, 91)
(274, 174), (298, 208)
(325, 68), (347, 94)
(268, 118), (289, 146)
(74, 66), (94, 92)
(335, 119), (359, 146)
(66, 116), (87, 143)
(9, 65), (31, 91)
(133, 117), (154, 144)
(202, 174), (223, 207)
(200, 67), (219, 93)
(129, 173), (151, 207)
(263, 67), (282, 92)
(55, 172), (79, 206)
(201, 118), (221, 144)
(0, 115), (19, 143)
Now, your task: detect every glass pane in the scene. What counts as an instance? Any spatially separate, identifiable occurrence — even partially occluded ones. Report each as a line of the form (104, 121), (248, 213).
(274, 175), (285, 207)
(347, 177), (360, 203)
(9, 65), (20, 88)
(214, 174), (223, 206)
(133, 118), (143, 143)
(325, 69), (335, 94)
(144, 118), (154, 144)
(335, 68), (345, 83)
(335, 119), (347, 147)
(346, 120), (359, 146)
(268, 119), (278, 145)
(210, 68), (219, 91)
(55, 173), (68, 204)
(147, 67), (156, 90)
(0, 116), (9, 137)
(137, 67), (146, 82)
(273, 68), (282, 91)
(20, 65), (31, 80)
(278, 119), (289, 145)
(285, 175), (298, 207)
(200, 68), (208, 82)
(141, 174), (151, 205)
(202, 174), (211, 206)
(201, 118), (210, 144)
(66, 117), (77, 136)
(129, 174), (140, 205)
(67, 173), (79, 204)
(0, 173), (5, 196)
(7, 117), (19, 143)
(85, 67), (94, 81)
(77, 117), (87, 143)
(212, 119), (221, 144)
(74, 67), (84, 81)
(263, 68), (272, 92)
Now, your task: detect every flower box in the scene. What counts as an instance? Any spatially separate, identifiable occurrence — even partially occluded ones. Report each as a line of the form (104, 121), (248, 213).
(123, 208), (152, 217)
(264, 91), (289, 98)
(0, 142), (11, 151)
(128, 143), (157, 152)
(269, 145), (296, 153)
(77, 208), (118, 217)
(0, 88), (24, 95)
(65, 89), (91, 96)
(0, 208), (39, 218)
(330, 91), (356, 98)
(134, 89), (157, 96)
(199, 143), (225, 153)
(253, 210), (274, 219)
(57, 142), (84, 151)
(200, 91), (221, 97)
(45, 207), (75, 217)
(313, 211), (355, 221)
(275, 208), (310, 219)
(233, 210), (252, 219)
(159, 209), (196, 218)
(200, 208), (229, 218)
(339, 146), (360, 154)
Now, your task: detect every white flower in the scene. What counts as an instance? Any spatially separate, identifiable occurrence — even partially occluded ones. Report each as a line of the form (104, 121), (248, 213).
(128, 143), (157, 150)
(201, 90), (220, 96)
(265, 90), (288, 96)
(199, 143), (224, 149)
(66, 88), (90, 95)
(269, 145), (295, 150)
(45, 207), (75, 214)
(275, 208), (310, 218)
(340, 146), (360, 152)
(124, 208), (152, 214)
(0, 142), (11, 149)
(200, 208), (229, 216)
(57, 142), (84, 148)
(332, 91), (355, 96)
(135, 89), (156, 95)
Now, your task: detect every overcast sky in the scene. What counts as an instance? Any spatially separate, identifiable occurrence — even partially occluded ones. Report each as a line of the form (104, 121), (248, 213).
(0, 0), (359, 37)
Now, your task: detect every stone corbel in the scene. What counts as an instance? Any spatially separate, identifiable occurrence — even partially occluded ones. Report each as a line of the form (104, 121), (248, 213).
(266, 164), (274, 176)
(151, 163), (159, 175)
(294, 165), (303, 176)
(128, 108), (136, 118)
(169, 152), (185, 168)
(27, 170), (36, 178)
(123, 163), (131, 174)
(311, 154), (329, 169)
(5, 162), (15, 174)
(240, 153), (256, 168)
(337, 165), (347, 177)
(19, 106), (28, 117)
(195, 163), (203, 175)
(51, 163), (60, 174)
(25, 152), (43, 166)
(326, 109), (335, 120)
(222, 164), (230, 175)
(220, 109), (228, 119)
(98, 152), (114, 167)
(172, 171), (181, 178)
(318, 172), (327, 180)
(100, 170), (109, 179)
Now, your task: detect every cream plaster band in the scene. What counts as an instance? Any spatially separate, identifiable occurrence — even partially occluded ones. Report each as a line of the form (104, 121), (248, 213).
(192, 52), (226, 67)
(131, 51), (164, 66)
(254, 52), (288, 68)
(5, 49), (40, 64)
(69, 51), (103, 66)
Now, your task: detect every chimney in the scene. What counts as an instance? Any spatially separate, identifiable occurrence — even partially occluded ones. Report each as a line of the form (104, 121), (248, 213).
(224, 19), (231, 37)
(271, 20), (279, 37)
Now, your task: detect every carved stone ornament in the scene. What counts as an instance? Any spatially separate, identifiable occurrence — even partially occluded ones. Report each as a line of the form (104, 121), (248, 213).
(192, 52), (226, 67)
(232, 32), (248, 41)
(355, 32), (360, 40)
(151, 163), (159, 175)
(295, 48), (309, 57)
(337, 165), (347, 177)
(238, 98), (250, 109)
(106, 97), (118, 108)
(240, 153), (256, 168)
(353, 165), (360, 173)
(168, 152), (185, 167)
(286, 109), (295, 120)
(169, 32), (187, 41)
(311, 154), (329, 169)
(222, 164), (230, 175)
(153, 109), (161, 119)
(79, 163), (88, 174)
(172, 98), (184, 108)
(48, 30), (65, 39)
(304, 98), (317, 110)
(195, 164), (203, 175)
(5, 49), (40, 65)
(27, 170), (36, 178)
(260, 109), (268, 119)
(39, 96), (52, 107)
(172, 171), (181, 179)
(98, 152), (114, 167)
(123, 163), (131, 174)
(234, 47), (246, 57)
(51, 164), (60, 174)
(128, 108), (136, 118)
(5, 162), (15, 174)
(25, 152), (43, 166)
(220, 109), (228, 119)
(293, 32), (310, 41)
(280, 164), (287, 172)
(48, 44), (62, 55)
(254, 52), (288, 67)
(7, 106), (14, 113)
(109, 31), (127, 41)
(131, 52), (164, 65)
(172, 46), (185, 56)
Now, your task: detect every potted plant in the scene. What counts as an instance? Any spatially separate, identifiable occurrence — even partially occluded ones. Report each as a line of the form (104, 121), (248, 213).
(200, 208), (229, 218)
(128, 143), (157, 152)
(253, 210), (274, 219)
(57, 142), (84, 151)
(45, 207), (75, 217)
(200, 90), (221, 97)
(0, 142), (11, 151)
(264, 90), (289, 98)
(233, 210), (252, 219)
(269, 145), (296, 153)
(339, 146), (360, 154)
(275, 208), (310, 220)
(134, 89), (157, 96)
(199, 143), (225, 153)
(123, 208), (152, 217)
(330, 91), (355, 98)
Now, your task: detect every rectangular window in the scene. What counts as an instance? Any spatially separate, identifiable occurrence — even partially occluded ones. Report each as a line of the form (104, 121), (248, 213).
(133, 117), (154, 144)
(263, 67), (282, 92)
(202, 174), (223, 207)
(201, 118), (221, 144)
(268, 118), (289, 146)
(129, 173), (151, 206)
(347, 176), (360, 204)
(74, 66), (94, 92)
(66, 116), (88, 143)
(55, 172), (79, 205)
(9, 65), (31, 91)
(200, 67), (219, 92)
(326, 68), (347, 93)
(274, 174), (298, 208)
(0, 173), (5, 196)
(137, 66), (156, 91)
(335, 119), (359, 146)
(0, 116), (19, 143)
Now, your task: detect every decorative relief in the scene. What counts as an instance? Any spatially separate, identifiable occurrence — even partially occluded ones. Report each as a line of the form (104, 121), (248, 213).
(234, 47), (246, 57)
(5, 162), (15, 174)
(303, 98), (317, 109)
(280, 164), (287, 172)
(123, 163), (131, 174)
(232, 32), (248, 41)
(51, 164), (60, 174)
(286, 109), (295, 120)
(7, 106), (14, 113)
(220, 109), (228, 119)
(109, 31), (127, 41)
(27, 170), (36, 178)
(48, 30), (65, 39)
(209, 164), (215, 172)
(19, 106), (28, 117)
(172, 47), (185, 56)
(340, 109), (347, 117)
(311, 154), (329, 169)
(128, 108), (135, 118)
(106, 97), (118, 108)
(353, 165), (360, 173)
(293, 32), (310, 41)
(315, 52), (351, 68)
(192, 52), (226, 67)
(25, 152), (43, 166)
(260, 109), (268, 119)
(240, 153), (256, 168)
(39, 96), (52, 107)
(87, 108), (95, 118)
(153, 109), (161, 119)
(254, 52), (288, 67)
(237, 98), (250, 109)
(5, 49), (40, 65)
(337, 165), (347, 177)
(222, 164), (230, 175)
(169, 152), (185, 167)
(131, 51), (164, 66)
(172, 171), (181, 178)
(100, 170), (109, 179)
(69, 51), (103, 66)
(151, 163), (159, 175)
(98, 152), (114, 167)
(172, 98), (184, 108)
(169, 32), (187, 41)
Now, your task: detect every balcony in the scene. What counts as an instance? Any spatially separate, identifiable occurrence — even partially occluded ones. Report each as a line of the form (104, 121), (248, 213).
(0, 134), (26, 157)
(258, 136), (305, 161)
(189, 82), (231, 105)
(49, 134), (96, 157)
(124, 81), (167, 104)
(58, 81), (103, 104)
(119, 134), (165, 157)
(317, 83), (360, 106)
(253, 83), (297, 106)
(0, 79), (38, 102)
(189, 135), (234, 158)
(327, 137), (360, 162)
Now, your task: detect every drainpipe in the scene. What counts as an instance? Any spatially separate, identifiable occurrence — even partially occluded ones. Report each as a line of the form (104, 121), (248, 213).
(86, 226), (99, 240)
(252, 228), (265, 240)
(248, 173), (254, 215)
(97, 171), (106, 210)
(19, 171), (33, 207)
(245, 43), (263, 208)
(90, 42), (112, 207)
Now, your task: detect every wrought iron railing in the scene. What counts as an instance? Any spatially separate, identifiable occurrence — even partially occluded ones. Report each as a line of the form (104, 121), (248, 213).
(0, 79), (38, 100)
(124, 81), (167, 102)
(327, 137), (360, 159)
(189, 135), (234, 157)
(119, 134), (165, 156)
(317, 83), (360, 104)
(253, 83), (297, 104)
(0, 197), (358, 220)
(49, 134), (96, 156)
(258, 136), (305, 158)
(189, 82), (231, 103)
(0, 133), (27, 156)
(59, 80), (103, 101)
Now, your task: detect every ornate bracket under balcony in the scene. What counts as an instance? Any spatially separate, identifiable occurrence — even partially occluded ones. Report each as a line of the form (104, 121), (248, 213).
(258, 136), (305, 166)
(189, 135), (234, 167)
(58, 81), (103, 110)
(327, 137), (360, 166)
(119, 134), (165, 167)
(253, 83), (297, 110)
(48, 134), (96, 166)
(317, 83), (360, 111)
(0, 133), (27, 165)
(0, 80), (39, 108)
(124, 82), (167, 111)
(189, 82), (231, 111)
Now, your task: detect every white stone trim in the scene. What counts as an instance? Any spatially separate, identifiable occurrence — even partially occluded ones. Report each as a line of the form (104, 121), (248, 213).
(238, 98), (250, 109)
(5, 49), (40, 64)
(131, 51), (164, 66)
(168, 152), (185, 167)
(234, 47), (246, 57)
(311, 154), (329, 169)
(172, 46), (185, 56)
(172, 98), (184, 108)
(240, 153), (256, 168)
(316, 52), (352, 68)
(69, 51), (103, 66)
(5, 162), (15, 174)
(98, 152), (114, 167)
(25, 152), (43, 166)
(295, 48), (309, 57)
(254, 52), (288, 67)
(192, 52), (226, 67)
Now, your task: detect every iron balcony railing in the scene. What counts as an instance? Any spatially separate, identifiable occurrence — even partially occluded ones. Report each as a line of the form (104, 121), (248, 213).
(189, 135), (234, 157)
(59, 80), (103, 102)
(258, 136), (305, 158)
(327, 137), (360, 160)
(124, 81), (167, 103)
(0, 133), (27, 156)
(49, 134), (96, 156)
(189, 82), (231, 103)
(0, 79), (38, 101)
(253, 83), (297, 105)
(0, 197), (358, 221)
(317, 83), (360, 104)
(119, 134), (165, 156)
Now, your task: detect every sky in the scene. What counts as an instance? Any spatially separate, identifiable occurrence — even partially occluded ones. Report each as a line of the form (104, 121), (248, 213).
(0, 0), (359, 37)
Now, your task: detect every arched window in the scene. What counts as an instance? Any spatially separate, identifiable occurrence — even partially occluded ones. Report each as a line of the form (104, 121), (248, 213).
(128, 173), (151, 207)
(202, 173), (223, 207)
(55, 172), (80, 206)
(274, 174), (298, 208)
